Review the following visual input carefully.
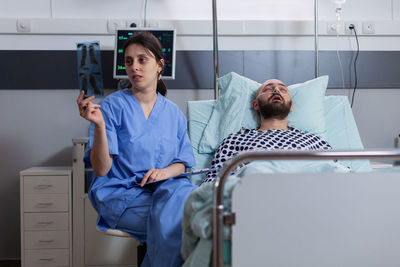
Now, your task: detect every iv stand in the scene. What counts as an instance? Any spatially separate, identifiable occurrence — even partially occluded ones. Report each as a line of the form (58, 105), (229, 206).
(212, 0), (219, 99)
(314, 0), (319, 78)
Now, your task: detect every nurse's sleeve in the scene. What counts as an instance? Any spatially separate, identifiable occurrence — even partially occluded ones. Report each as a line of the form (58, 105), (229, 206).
(173, 113), (196, 168)
(83, 100), (120, 166)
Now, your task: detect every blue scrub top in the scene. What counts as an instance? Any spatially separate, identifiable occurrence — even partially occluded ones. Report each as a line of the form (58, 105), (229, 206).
(84, 89), (196, 228)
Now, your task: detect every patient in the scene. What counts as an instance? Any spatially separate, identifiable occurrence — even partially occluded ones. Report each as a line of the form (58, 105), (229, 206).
(201, 78), (332, 184)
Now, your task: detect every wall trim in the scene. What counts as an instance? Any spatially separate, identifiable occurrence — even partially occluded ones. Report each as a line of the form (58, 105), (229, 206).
(1, 50), (399, 90)
(1, 18), (400, 36)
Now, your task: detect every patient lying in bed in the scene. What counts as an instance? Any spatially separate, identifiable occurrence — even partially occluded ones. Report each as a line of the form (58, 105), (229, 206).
(201, 78), (333, 185)
(182, 76), (356, 266)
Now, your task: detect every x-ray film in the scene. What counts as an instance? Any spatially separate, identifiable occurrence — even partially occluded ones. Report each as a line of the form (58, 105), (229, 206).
(76, 41), (104, 97)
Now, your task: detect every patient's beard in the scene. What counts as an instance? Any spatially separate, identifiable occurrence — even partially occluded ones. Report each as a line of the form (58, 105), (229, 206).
(257, 98), (292, 120)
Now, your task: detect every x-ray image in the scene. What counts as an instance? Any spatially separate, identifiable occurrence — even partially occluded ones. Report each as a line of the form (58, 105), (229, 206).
(76, 41), (104, 97)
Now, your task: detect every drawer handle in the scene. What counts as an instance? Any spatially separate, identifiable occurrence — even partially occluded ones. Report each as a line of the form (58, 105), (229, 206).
(36, 202), (54, 207)
(35, 184), (53, 189)
(37, 221), (54, 225)
(39, 239), (55, 243)
(39, 258), (54, 261)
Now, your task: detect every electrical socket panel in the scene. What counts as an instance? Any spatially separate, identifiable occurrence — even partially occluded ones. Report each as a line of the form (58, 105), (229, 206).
(362, 22), (375, 34)
(17, 19), (31, 33)
(107, 19), (125, 33)
(344, 22), (359, 35)
(146, 21), (159, 28)
(326, 21), (344, 35)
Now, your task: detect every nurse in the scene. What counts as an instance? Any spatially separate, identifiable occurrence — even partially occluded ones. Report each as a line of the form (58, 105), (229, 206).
(76, 32), (196, 267)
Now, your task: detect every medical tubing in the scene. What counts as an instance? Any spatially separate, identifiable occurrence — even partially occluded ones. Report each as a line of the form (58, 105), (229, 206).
(336, 31), (345, 90)
(212, 149), (400, 267)
(350, 26), (360, 108)
(256, 89), (281, 100)
(50, 0), (54, 19)
(143, 0), (148, 27)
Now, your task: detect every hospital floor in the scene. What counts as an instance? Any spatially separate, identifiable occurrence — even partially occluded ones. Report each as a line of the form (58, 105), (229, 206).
(0, 260), (20, 267)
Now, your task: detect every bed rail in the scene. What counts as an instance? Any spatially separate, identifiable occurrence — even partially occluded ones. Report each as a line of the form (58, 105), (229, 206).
(213, 149), (400, 267)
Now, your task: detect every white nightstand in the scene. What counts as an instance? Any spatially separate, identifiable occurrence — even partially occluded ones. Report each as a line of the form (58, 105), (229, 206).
(20, 166), (72, 267)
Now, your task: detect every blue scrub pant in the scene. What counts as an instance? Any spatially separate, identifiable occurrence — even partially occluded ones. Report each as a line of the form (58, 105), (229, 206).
(116, 177), (196, 267)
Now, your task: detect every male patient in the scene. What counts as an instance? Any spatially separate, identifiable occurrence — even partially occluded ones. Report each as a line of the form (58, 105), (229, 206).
(201, 79), (332, 184)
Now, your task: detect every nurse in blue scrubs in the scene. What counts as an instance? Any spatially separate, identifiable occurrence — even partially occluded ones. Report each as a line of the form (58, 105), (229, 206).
(77, 32), (196, 267)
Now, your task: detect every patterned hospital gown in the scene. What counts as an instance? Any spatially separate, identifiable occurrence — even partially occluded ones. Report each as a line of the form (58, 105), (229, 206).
(201, 127), (332, 184)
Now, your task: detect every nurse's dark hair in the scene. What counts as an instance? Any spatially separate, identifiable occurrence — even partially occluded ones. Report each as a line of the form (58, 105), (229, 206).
(122, 31), (167, 96)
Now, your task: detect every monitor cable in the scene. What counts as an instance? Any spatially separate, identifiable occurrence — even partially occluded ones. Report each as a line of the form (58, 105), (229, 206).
(349, 24), (360, 108)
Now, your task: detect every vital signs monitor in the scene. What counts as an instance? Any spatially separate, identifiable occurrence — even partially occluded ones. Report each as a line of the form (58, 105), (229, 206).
(113, 28), (176, 80)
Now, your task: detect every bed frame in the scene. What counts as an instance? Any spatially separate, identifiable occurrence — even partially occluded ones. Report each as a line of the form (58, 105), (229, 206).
(187, 95), (400, 267)
(212, 150), (400, 266)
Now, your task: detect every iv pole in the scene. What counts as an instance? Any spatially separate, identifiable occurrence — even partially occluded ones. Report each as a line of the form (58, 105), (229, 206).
(212, 0), (219, 99)
(314, 0), (319, 78)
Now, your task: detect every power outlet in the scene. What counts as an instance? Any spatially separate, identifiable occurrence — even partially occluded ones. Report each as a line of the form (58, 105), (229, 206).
(107, 19), (125, 33)
(344, 22), (359, 35)
(326, 21), (344, 35)
(146, 21), (159, 28)
(362, 22), (375, 34)
(17, 19), (31, 33)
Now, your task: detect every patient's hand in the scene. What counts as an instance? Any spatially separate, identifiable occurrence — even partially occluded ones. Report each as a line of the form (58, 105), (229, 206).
(141, 168), (168, 187)
(77, 90), (104, 127)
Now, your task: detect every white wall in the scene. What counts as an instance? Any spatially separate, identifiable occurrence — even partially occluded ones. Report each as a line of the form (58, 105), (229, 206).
(0, 0), (397, 20)
(327, 89), (400, 149)
(1, 0), (400, 260)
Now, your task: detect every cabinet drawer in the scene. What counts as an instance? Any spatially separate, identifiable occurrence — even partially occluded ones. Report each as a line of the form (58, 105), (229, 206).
(24, 194), (68, 212)
(25, 249), (69, 267)
(25, 231), (69, 249)
(24, 175), (68, 194)
(24, 213), (68, 231)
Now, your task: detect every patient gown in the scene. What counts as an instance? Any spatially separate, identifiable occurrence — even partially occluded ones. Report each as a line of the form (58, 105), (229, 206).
(84, 89), (196, 267)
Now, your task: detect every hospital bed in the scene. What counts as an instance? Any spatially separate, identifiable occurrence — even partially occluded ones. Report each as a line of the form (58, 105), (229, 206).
(185, 73), (400, 267)
(187, 73), (372, 185)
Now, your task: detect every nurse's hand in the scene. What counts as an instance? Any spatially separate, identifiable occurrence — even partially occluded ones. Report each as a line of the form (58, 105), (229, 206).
(77, 90), (104, 127)
(141, 168), (168, 187)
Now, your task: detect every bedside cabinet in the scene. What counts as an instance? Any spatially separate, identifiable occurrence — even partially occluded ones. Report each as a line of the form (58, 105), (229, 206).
(20, 167), (72, 267)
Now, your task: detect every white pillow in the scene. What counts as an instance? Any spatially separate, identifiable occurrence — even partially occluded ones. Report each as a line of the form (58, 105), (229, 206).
(198, 72), (329, 153)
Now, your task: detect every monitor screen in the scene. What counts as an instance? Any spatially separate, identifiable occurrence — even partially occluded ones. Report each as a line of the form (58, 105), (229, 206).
(113, 28), (176, 80)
